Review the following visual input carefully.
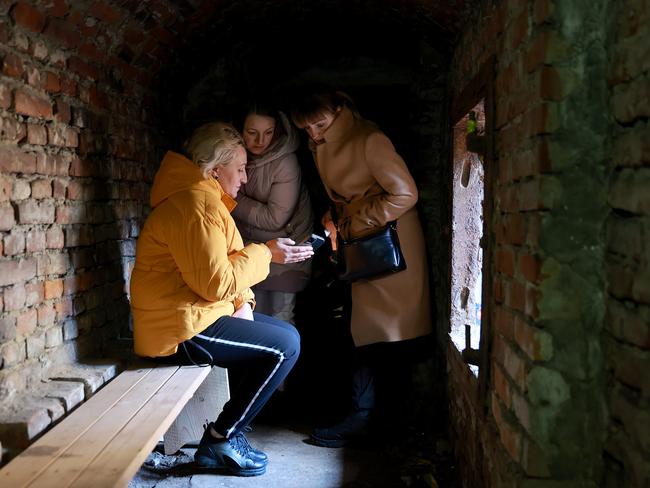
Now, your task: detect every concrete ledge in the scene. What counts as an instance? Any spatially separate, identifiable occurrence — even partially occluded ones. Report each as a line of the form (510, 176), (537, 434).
(0, 360), (120, 464)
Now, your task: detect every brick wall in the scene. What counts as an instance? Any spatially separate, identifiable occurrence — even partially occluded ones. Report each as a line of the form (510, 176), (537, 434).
(0, 0), (178, 456)
(449, 0), (613, 486)
(604, 0), (650, 485)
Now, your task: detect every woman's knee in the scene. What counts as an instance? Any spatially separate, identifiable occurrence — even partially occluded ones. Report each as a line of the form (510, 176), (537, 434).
(278, 324), (301, 360)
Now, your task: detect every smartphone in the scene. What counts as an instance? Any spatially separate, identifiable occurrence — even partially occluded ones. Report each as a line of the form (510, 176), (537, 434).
(299, 233), (326, 251)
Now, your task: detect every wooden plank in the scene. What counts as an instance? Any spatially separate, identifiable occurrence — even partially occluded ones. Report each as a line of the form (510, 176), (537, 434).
(164, 366), (230, 454)
(0, 368), (159, 488)
(26, 366), (180, 488)
(70, 366), (211, 488)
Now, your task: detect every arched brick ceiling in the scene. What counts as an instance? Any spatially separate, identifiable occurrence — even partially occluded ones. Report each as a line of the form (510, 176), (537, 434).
(7, 0), (468, 90)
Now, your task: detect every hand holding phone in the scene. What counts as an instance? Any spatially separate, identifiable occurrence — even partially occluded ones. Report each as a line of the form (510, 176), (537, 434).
(300, 233), (326, 251)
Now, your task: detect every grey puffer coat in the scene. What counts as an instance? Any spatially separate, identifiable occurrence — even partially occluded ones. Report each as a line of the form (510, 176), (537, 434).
(232, 112), (314, 293)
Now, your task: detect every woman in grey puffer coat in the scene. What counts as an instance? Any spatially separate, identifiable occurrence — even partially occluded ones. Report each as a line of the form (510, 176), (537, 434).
(231, 106), (314, 323)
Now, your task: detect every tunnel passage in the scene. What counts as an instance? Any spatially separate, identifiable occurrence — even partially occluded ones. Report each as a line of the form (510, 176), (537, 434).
(1, 1), (649, 487)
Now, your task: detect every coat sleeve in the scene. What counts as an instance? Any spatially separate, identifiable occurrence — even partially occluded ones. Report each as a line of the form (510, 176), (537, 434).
(166, 212), (271, 303)
(231, 154), (302, 233)
(347, 131), (418, 233)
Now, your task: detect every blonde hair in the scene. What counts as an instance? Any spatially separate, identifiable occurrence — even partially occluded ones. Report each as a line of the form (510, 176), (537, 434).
(183, 122), (244, 179)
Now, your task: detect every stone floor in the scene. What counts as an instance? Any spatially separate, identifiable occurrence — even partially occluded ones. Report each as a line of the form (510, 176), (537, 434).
(130, 418), (456, 488)
(129, 393), (459, 488)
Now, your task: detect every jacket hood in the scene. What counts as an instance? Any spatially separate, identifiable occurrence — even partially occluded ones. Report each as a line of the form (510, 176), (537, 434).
(150, 151), (234, 210)
(246, 112), (300, 169)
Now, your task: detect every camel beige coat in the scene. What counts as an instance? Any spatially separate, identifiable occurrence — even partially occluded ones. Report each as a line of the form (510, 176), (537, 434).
(314, 107), (432, 346)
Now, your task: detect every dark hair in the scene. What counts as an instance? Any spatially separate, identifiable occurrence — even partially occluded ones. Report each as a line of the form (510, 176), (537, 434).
(290, 87), (359, 127)
(239, 101), (285, 140)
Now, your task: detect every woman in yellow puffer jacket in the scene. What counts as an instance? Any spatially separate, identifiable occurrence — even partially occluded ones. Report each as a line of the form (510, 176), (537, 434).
(130, 122), (313, 477)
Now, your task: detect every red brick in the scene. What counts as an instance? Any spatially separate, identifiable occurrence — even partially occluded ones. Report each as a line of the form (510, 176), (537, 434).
(498, 414), (522, 463)
(519, 179), (543, 211)
(45, 0), (69, 17)
(79, 43), (104, 63)
(151, 26), (178, 47)
(525, 283), (540, 319)
(0, 175), (11, 201)
(60, 76), (76, 97)
(505, 214), (526, 245)
(507, 279), (526, 313)
(606, 298), (650, 349)
(17, 200), (55, 224)
(498, 185), (518, 213)
(52, 179), (67, 199)
(47, 124), (78, 147)
(2, 53), (25, 79)
(536, 66), (565, 101)
(515, 316), (551, 361)
(533, 0), (555, 25)
(521, 437), (551, 477)
(497, 248), (516, 277)
(525, 102), (560, 137)
(89, 1), (124, 23)
(44, 18), (81, 49)
(0, 202), (16, 231)
(66, 180), (84, 200)
(36, 252), (68, 277)
(494, 277), (505, 304)
(14, 90), (53, 120)
(3, 232), (25, 256)
(525, 30), (570, 73)
(37, 302), (56, 326)
(4, 283), (26, 310)
(519, 254), (541, 283)
(46, 226), (64, 249)
(43, 71), (61, 93)
(44, 279), (63, 300)
(68, 56), (99, 81)
(30, 179), (52, 199)
(65, 225), (94, 246)
(36, 152), (69, 176)
(27, 124), (47, 145)
(70, 157), (93, 177)
(26, 66), (43, 89)
(0, 115), (27, 143)
(495, 305), (515, 340)
(55, 296), (73, 319)
(11, 2), (46, 32)
(2, 341), (26, 367)
(508, 8), (528, 51)
(123, 24), (144, 45)
(24, 281), (44, 306)
(494, 363), (512, 408)
(609, 340), (650, 392)
(0, 316), (16, 342)
(86, 87), (108, 110)
(26, 229), (47, 253)
(16, 308), (37, 336)
(54, 99), (71, 124)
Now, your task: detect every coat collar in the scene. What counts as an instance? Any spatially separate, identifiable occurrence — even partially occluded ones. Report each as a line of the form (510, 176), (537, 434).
(323, 106), (356, 143)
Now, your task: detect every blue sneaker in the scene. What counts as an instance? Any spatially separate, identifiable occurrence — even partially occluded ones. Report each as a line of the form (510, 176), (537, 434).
(233, 431), (268, 463)
(195, 424), (267, 476)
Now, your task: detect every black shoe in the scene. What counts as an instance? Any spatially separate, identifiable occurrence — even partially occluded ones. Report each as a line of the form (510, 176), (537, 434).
(310, 409), (372, 448)
(233, 431), (268, 463)
(194, 424), (267, 476)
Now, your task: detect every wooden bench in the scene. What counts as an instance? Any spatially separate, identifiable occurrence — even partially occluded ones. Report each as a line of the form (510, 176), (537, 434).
(0, 364), (230, 488)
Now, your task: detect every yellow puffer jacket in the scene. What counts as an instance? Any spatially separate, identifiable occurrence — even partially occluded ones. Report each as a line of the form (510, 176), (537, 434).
(130, 151), (272, 357)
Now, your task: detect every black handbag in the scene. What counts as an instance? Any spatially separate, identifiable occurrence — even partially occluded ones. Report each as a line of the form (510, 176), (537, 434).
(337, 221), (406, 282)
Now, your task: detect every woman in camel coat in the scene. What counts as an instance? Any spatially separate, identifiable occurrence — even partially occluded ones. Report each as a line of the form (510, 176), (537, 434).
(292, 90), (432, 447)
